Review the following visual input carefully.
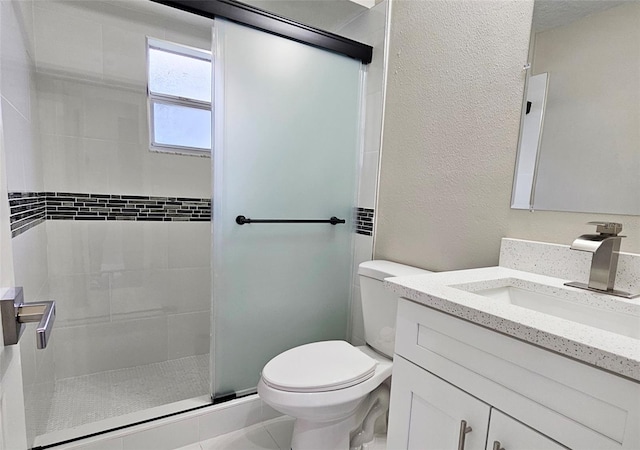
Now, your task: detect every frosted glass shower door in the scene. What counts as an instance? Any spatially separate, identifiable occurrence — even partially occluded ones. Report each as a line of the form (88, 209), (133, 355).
(212, 19), (363, 398)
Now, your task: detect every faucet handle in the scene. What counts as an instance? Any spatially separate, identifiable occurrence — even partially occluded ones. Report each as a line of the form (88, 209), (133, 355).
(587, 221), (623, 236)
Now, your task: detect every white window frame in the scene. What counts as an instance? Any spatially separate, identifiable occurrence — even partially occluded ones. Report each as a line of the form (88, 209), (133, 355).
(146, 37), (212, 156)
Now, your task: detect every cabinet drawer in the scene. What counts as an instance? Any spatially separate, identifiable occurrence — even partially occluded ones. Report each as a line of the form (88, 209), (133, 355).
(395, 299), (640, 449)
(487, 410), (568, 450)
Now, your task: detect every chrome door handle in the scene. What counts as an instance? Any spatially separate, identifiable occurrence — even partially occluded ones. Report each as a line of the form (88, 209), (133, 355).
(457, 420), (473, 450)
(18, 301), (55, 349)
(1, 287), (56, 349)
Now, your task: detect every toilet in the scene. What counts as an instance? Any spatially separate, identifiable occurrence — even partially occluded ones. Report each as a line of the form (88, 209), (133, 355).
(258, 260), (431, 450)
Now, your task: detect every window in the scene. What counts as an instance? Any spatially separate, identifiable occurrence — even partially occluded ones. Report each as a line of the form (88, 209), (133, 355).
(147, 38), (212, 155)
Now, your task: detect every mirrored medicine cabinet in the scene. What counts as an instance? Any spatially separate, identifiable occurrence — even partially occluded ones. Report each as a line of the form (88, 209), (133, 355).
(512, 0), (639, 216)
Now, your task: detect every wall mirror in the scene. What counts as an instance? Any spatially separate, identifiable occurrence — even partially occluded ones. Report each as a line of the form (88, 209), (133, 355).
(511, 0), (639, 215)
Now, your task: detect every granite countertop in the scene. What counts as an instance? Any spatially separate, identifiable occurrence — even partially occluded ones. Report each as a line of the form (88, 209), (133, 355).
(384, 266), (640, 382)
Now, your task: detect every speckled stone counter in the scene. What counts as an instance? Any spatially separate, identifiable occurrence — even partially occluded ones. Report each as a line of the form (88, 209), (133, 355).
(384, 239), (640, 382)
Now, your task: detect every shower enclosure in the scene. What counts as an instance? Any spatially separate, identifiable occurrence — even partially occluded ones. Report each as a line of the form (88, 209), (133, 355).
(1, 0), (371, 447)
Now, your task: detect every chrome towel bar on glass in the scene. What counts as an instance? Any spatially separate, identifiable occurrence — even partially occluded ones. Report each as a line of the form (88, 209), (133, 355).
(235, 215), (345, 225)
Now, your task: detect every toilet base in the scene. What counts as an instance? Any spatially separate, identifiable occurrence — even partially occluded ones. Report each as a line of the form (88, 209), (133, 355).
(291, 417), (353, 450)
(289, 384), (390, 450)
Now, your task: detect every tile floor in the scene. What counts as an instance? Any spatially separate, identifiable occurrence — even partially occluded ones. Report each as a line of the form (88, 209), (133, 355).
(175, 416), (387, 450)
(39, 355), (209, 435)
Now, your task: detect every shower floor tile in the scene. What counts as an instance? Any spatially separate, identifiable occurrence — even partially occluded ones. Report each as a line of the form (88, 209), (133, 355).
(39, 354), (209, 435)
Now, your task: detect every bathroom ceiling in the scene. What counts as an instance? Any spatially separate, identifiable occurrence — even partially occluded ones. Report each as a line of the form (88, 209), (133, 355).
(533, 0), (629, 31)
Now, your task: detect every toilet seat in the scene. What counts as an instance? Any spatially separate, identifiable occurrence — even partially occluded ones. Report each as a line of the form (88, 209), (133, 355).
(261, 341), (377, 393)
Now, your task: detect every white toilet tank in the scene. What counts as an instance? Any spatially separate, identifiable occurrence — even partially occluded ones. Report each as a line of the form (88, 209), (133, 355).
(358, 260), (431, 358)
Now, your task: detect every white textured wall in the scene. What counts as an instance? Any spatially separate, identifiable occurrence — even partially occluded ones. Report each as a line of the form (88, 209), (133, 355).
(375, 0), (640, 271)
(376, 0), (534, 271)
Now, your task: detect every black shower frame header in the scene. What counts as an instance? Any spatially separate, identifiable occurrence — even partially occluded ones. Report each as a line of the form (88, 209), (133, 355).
(152, 0), (373, 64)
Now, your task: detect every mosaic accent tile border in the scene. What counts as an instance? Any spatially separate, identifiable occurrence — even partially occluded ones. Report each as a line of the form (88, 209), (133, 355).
(45, 192), (211, 222)
(8, 191), (211, 238)
(8, 192), (46, 238)
(355, 207), (374, 236)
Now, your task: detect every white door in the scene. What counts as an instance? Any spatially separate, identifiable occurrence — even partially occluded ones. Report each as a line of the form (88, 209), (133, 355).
(388, 356), (491, 450)
(487, 410), (569, 450)
(0, 101), (28, 449)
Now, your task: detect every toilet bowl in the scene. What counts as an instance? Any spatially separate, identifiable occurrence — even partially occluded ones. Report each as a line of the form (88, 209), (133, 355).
(258, 260), (431, 450)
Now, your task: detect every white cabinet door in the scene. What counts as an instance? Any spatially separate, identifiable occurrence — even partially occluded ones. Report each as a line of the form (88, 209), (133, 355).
(487, 410), (568, 450)
(388, 356), (491, 450)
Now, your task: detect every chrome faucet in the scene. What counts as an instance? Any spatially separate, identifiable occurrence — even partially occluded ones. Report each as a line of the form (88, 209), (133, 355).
(565, 222), (637, 298)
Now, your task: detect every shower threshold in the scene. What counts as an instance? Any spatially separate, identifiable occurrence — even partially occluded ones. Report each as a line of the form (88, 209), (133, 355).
(33, 355), (210, 448)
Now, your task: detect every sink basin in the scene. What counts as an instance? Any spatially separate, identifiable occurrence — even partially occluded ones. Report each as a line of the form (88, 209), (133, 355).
(474, 285), (640, 340)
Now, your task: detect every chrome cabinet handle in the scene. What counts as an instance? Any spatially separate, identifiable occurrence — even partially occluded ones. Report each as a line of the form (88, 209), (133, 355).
(457, 420), (473, 450)
(1, 287), (56, 349)
(493, 441), (505, 450)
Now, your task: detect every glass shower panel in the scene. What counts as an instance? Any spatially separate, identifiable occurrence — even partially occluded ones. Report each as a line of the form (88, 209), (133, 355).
(3, 1), (213, 446)
(212, 19), (363, 398)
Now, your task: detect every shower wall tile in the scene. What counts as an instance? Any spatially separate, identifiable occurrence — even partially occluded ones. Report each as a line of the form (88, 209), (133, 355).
(364, 90), (383, 153)
(33, 3), (212, 200)
(168, 222), (212, 269)
(102, 25), (149, 86)
(353, 232), (374, 274)
(53, 316), (169, 379)
(167, 312), (210, 360)
(162, 268), (211, 315)
(33, 4), (104, 78)
(163, 14), (214, 50)
(2, 98), (34, 192)
(86, 222), (170, 273)
(42, 135), (112, 195)
(11, 207), (48, 289)
(358, 151), (380, 210)
(46, 220), (93, 275)
(110, 268), (210, 319)
(109, 270), (169, 320)
(48, 273), (111, 327)
(1, 1), (33, 120)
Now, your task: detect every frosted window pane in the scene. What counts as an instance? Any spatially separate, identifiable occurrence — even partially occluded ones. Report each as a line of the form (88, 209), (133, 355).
(149, 47), (211, 102)
(153, 103), (211, 150)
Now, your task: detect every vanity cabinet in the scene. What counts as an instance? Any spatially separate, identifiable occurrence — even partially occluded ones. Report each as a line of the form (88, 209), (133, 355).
(387, 299), (640, 450)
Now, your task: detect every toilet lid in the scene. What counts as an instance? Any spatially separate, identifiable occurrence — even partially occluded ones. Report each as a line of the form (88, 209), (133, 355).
(261, 341), (377, 393)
